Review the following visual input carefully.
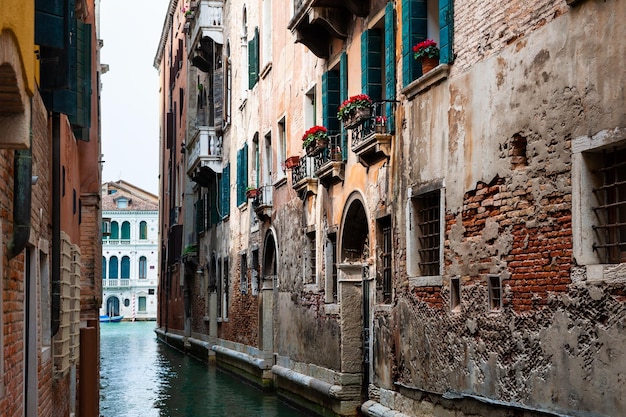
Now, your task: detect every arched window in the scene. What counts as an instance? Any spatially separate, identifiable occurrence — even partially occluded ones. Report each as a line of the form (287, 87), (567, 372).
(110, 221), (119, 239)
(139, 221), (147, 240)
(121, 221), (131, 240)
(102, 256), (107, 279)
(139, 256), (147, 279)
(109, 256), (118, 279)
(121, 256), (130, 279)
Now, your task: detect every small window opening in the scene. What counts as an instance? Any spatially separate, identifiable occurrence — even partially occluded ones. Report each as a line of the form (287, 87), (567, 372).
(488, 275), (502, 311)
(450, 277), (461, 311)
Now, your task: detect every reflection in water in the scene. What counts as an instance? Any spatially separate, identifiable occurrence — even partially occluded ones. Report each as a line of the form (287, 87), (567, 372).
(100, 322), (302, 417)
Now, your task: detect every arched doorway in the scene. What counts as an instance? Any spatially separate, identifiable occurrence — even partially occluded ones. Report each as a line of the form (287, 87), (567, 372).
(338, 196), (371, 395)
(260, 231), (278, 352)
(106, 296), (121, 317)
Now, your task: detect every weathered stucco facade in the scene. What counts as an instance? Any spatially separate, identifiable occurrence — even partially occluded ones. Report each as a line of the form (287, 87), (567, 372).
(156, 0), (626, 416)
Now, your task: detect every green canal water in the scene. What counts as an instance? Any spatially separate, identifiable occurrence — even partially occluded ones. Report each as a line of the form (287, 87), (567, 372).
(100, 321), (304, 417)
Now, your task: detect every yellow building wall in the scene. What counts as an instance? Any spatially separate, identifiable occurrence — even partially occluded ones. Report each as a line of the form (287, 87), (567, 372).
(0, 0), (37, 95)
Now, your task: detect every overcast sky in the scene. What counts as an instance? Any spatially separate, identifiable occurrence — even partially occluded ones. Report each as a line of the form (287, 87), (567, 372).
(100, 0), (170, 195)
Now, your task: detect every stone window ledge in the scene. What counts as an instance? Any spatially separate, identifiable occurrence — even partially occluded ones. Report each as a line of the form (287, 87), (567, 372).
(408, 275), (443, 288)
(402, 64), (450, 100)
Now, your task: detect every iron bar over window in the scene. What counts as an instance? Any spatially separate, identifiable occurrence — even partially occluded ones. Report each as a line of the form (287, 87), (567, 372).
(417, 190), (441, 276)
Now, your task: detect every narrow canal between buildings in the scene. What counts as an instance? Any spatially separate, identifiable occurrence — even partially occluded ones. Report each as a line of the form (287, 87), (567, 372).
(100, 321), (303, 417)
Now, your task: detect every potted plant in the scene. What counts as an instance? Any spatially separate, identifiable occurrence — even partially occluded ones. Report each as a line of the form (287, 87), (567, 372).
(285, 155), (300, 169)
(374, 115), (387, 134)
(246, 186), (259, 199)
(337, 94), (373, 129)
(331, 146), (343, 161)
(302, 125), (329, 156)
(413, 39), (440, 74)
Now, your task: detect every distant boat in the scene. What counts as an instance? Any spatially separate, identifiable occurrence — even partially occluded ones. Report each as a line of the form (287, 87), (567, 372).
(100, 315), (124, 323)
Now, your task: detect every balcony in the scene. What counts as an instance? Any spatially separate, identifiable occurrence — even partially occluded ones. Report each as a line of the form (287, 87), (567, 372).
(252, 185), (273, 220)
(188, 1), (223, 54)
(103, 279), (130, 288)
(288, 0), (369, 58)
(313, 133), (344, 187)
(291, 156), (318, 200)
(350, 101), (395, 166)
(187, 126), (223, 186)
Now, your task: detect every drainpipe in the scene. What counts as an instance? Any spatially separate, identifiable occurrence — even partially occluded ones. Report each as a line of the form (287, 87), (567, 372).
(51, 114), (61, 335)
(7, 146), (32, 259)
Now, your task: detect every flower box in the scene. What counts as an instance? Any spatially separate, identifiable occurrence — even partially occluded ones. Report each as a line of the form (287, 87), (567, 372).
(285, 156), (300, 169)
(305, 137), (329, 157)
(246, 188), (259, 199)
(343, 107), (371, 129)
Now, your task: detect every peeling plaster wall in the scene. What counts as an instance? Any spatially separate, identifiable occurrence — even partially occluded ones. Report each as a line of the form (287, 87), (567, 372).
(389, 2), (626, 416)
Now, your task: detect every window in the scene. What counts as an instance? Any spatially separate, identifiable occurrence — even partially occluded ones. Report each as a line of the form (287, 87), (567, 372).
(223, 257), (229, 319)
(108, 256), (118, 279)
(139, 256), (147, 279)
(236, 145), (249, 206)
(121, 256), (130, 279)
(221, 163), (231, 217)
(278, 118), (287, 174)
(262, 0), (272, 67)
(264, 132), (272, 186)
(224, 42), (232, 126)
(408, 185), (443, 277)
(324, 233), (338, 303)
(450, 276), (461, 311)
(138, 296), (147, 312)
(240, 253), (248, 294)
(306, 231), (316, 284)
(592, 147), (626, 263)
(402, 0), (454, 86)
(241, 6), (248, 95)
(305, 87), (316, 129)
(253, 134), (260, 188)
(377, 216), (393, 304)
(116, 197), (128, 209)
(252, 249), (260, 296)
(40, 249), (51, 347)
(139, 221), (147, 239)
(148, 289), (155, 295)
(248, 27), (260, 89)
(121, 221), (130, 240)
(102, 256), (106, 279)
(488, 275), (502, 311)
(124, 298), (130, 307)
(110, 221), (119, 239)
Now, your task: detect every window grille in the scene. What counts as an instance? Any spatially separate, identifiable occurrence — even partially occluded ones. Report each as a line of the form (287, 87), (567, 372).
(307, 232), (316, 284)
(417, 190), (441, 276)
(240, 254), (248, 294)
(382, 224), (392, 303)
(592, 147), (626, 263)
(488, 275), (502, 311)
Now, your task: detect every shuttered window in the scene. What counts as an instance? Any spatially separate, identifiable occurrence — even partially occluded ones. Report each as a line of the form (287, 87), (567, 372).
(221, 163), (231, 217)
(322, 71), (340, 133)
(361, 29), (382, 101)
(248, 27), (260, 89)
(402, 0), (454, 87)
(340, 53), (348, 160)
(237, 145), (249, 206)
(385, 3), (396, 127)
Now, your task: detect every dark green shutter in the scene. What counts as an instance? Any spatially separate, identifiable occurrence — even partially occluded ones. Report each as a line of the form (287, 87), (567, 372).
(439, 0), (454, 64)
(361, 29), (382, 101)
(340, 53), (348, 160)
(72, 21), (92, 140)
(221, 163), (231, 217)
(384, 2), (396, 129)
(248, 27), (259, 89)
(322, 71), (340, 133)
(35, 0), (66, 48)
(237, 149), (244, 206)
(402, 0), (427, 86)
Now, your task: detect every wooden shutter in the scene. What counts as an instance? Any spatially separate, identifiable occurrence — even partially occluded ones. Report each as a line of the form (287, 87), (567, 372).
(385, 3), (396, 129)
(361, 29), (382, 101)
(248, 27), (260, 89)
(322, 71), (340, 133)
(72, 21), (92, 140)
(439, 0), (454, 64)
(221, 163), (231, 217)
(340, 53), (348, 160)
(237, 148), (244, 206)
(35, 0), (67, 48)
(402, 0), (427, 87)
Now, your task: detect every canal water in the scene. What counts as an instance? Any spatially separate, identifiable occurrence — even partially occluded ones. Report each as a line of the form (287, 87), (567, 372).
(100, 321), (303, 417)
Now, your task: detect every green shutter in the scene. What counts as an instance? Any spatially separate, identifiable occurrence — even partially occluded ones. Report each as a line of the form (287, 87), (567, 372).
(248, 27), (260, 89)
(385, 2), (396, 129)
(221, 164), (231, 217)
(322, 71), (340, 133)
(439, 0), (454, 64)
(72, 21), (92, 140)
(361, 29), (382, 101)
(402, 0), (427, 87)
(35, 0), (66, 48)
(237, 149), (244, 206)
(340, 53), (348, 160)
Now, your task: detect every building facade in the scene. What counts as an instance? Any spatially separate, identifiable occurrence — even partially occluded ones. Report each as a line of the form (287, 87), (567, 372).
(0, 0), (103, 416)
(101, 181), (159, 321)
(156, 1), (626, 416)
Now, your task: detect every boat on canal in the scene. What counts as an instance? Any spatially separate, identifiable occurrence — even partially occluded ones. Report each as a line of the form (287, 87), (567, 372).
(100, 315), (124, 323)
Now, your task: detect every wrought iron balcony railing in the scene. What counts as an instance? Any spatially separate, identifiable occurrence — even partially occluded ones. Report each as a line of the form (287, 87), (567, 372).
(312, 133), (345, 187)
(350, 100), (396, 166)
